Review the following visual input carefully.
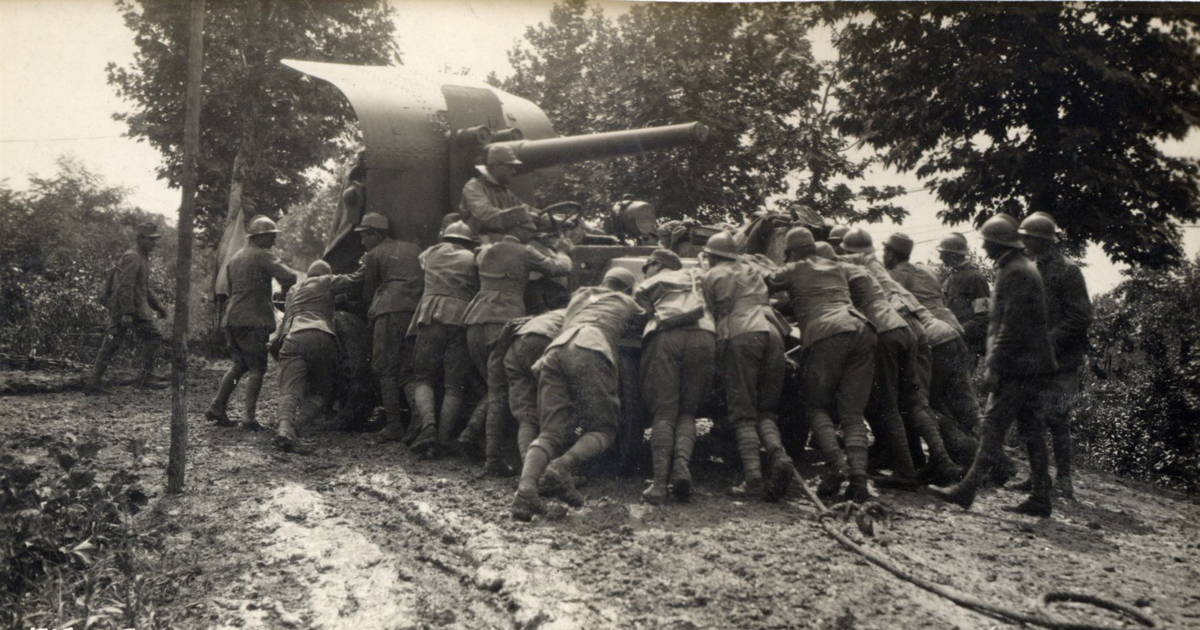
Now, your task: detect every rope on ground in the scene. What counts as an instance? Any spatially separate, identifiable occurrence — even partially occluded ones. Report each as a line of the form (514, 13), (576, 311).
(790, 470), (1158, 630)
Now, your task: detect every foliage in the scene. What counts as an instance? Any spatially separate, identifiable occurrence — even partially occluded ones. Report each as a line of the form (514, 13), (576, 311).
(497, 1), (904, 226)
(829, 3), (1200, 267)
(0, 158), (177, 362)
(276, 168), (342, 269)
(1074, 255), (1200, 492)
(0, 435), (174, 629)
(106, 0), (399, 246)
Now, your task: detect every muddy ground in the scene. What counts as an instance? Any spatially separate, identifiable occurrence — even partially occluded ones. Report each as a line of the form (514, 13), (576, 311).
(2, 364), (1199, 630)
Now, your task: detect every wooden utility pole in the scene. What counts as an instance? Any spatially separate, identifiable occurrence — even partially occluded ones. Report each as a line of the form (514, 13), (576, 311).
(167, 0), (206, 494)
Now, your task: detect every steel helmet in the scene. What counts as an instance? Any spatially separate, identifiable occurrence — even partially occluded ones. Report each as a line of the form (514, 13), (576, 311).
(703, 231), (739, 260)
(1019, 213), (1059, 242)
(937, 233), (970, 256)
(840, 227), (874, 253)
(603, 266), (636, 289)
(307, 260), (331, 277)
(884, 233), (914, 257)
(814, 242), (837, 260)
(980, 214), (1024, 248)
(355, 212), (389, 233)
(247, 215), (280, 236)
(785, 227), (816, 253)
(828, 225), (849, 243)
(442, 221), (478, 244)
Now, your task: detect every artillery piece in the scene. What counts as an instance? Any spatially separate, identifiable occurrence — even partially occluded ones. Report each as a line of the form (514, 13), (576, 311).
(282, 60), (708, 282)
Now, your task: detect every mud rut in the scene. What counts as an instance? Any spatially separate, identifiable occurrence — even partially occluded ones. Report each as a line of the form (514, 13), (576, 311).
(3, 365), (1199, 629)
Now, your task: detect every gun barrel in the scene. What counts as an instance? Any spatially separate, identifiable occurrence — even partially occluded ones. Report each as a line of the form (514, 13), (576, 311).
(489, 122), (708, 171)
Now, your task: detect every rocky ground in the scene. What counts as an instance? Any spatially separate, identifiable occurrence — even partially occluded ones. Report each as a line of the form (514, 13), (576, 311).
(2, 365), (1198, 629)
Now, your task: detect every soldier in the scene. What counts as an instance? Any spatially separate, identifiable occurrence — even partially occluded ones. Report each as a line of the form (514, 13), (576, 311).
(768, 228), (874, 502)
(505, 308), (566, 460)
(459, 145), (536, 241)
(86, 222), (169, 393)
(410, 221), (480, 456)
(702, 232), (794, 502)
(634, 249), (716, 504)
(932, 214), (1058, 517)
(1015, 212), (1092, 500)
(827, 225), (850, 255)
(938, 233), (989, 362)
(206, 216), (300, 429)
(271, 261), (362, 451)
(354, 213), (426, 444)
(884, 232), (963, 334)
(512, 268), (641, 520)
(459, 210), (573, 475)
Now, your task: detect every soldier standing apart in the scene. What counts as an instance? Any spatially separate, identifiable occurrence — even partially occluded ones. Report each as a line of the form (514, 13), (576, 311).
(86, 222), (169, 393)
(353, 213), (426, 444)
(459, 210), (573, 475)
(932, 214), (1058, 517)
(1015, 212), (1092, 500)
(411, 221), (480, 456)
(768, 228), (874, 502)
(511, 268), (641, 520)
(271, 261), (362, 451)
(206, 217), (300, 429)
(459, 145), (536, 242)
(505, 308), (566, 460)
(938, 233), (990, 365)
(634, 249), (716, 504)
(701, 232), (794, 502)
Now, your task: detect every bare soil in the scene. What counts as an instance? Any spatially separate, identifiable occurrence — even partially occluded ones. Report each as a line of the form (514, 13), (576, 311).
(2, 365), (1198, 629)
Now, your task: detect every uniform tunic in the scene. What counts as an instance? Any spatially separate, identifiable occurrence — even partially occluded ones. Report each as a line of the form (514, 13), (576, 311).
(506, 309), (566, 457)
(275, 273), (361, 426)
(459, 171), (526, 237)
(942, 261), (990, 353)
(412, 241), (478, 395)
(95, 247), (164, 374)
(357, 238), (424, 384)
(221, 243), (299, 372)
(889, 261), (964, 336)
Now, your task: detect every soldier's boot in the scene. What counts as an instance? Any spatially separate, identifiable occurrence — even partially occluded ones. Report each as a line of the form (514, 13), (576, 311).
(85, 332), (122, 394)
(758, 418), (794, 503)
(513, 444), (551, 521)
(435, 393), (467, 456)
(544, 432), (610, 508)
(929, 461), (984, 510)
(274, 419), (299, 452)
(1003, 495), (1052, 517)
(985, 452), (1019, 488)
(906, 426), (927, 470)
(729, 420), (764, 498)
(398, 383), (424, 446)
(845, 446), (871, 503)
(643, 420), (674, 505)
(483, 387), (517, 476)
(240, 371), (265, 431)
(408, 384), (440, 457)
(1005, 429), (1053, 517)
(370, 378), (407, 444)
(936, 413), (980, 467)
(878, 419), (918, 480)
(811, 415), (848, 500)
(1056, 476), (1076, 501)
(134, 343), (168, 390)
(457, 400), (488, 460)
(206, 371), (239, 427)
(1049, 420), (1075, 500)
(670, 416), (697, 501)
(909, 412), (963, 487)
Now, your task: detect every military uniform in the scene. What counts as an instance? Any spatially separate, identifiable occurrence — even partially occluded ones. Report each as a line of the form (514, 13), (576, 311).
(704, 258), (791, 499)
(890, 261), (964, 335)
(768, 256), (874, 499)
(359, 237), (425, 438)
(942, 260), (990, 358)
(412, 241), (479, 449)
(502, 309), (565, 459)
(460, 236), (571, 470)
(635, 267), (716, 502)
(209, 242), (299, 427)
(459, 172), (527, 239)
(90, 245), (165, 390)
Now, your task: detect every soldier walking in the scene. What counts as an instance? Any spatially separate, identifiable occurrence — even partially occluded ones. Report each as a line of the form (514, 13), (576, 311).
(353, 213), (426, 444)
(206, 216), (300, 429)
(410, 221), (480, 456)
(512, 268), (641, 520)
(932, 214), (1058, 517)
(702, 232), (794, 502)
(634, 250), (716, 504)
(1015, 212), (1092, 499)
(938, 233), (990, 364)
(86, 222), (169, 393)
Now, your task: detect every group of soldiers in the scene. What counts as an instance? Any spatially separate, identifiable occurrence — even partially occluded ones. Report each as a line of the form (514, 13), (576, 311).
(86, 145), (1092, 522)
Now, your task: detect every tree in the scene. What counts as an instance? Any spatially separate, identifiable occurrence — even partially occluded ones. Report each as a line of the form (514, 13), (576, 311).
(106, 0), (399, 245)
(499, 1), (825, 224)
(829, 3), (1200, 267)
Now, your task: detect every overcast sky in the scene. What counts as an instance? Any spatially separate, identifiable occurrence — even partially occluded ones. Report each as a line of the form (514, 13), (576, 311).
(2, 0), (1197, 295)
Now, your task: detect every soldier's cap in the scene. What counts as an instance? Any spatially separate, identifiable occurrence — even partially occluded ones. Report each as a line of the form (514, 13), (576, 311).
(884, 232), (914, 257)
(603, 266), (636, 289)
(486, 144), (523, 167)
(136, 222), (162, 239)
(355, 212), (389, 233)
(643, 249), (683, 272)
(814, 242), (837, 261)
(307, 260), (331, 277)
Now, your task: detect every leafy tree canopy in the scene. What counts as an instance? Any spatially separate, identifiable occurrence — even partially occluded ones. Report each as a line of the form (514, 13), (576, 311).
(107, 0), (399, 246)
(829, 2), (1200, 267)
(497, 0), (905, 225)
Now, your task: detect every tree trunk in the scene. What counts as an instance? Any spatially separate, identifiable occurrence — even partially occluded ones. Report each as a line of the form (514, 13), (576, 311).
(168, 0), (206, 495)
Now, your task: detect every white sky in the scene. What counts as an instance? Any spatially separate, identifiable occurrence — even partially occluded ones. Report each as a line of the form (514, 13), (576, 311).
(1, 0), (1197, 295)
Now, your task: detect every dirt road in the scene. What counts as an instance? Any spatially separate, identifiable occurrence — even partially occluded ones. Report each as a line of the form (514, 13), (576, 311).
(2, 365), (1198, 629)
